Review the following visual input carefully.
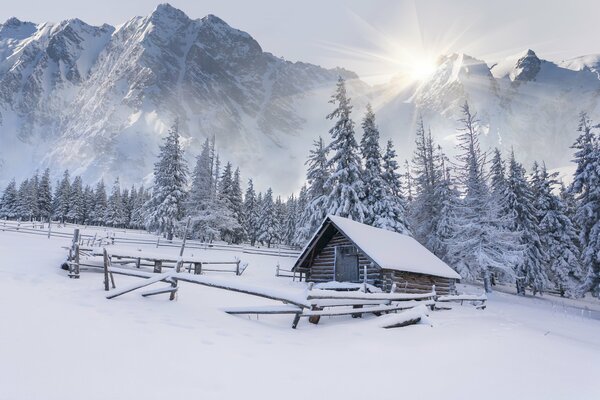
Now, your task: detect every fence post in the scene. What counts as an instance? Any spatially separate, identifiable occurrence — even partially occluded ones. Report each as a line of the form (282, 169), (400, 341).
(179, 217), (191, 257)
(47, 220), (52, 239)
(236, 260), (240, 276)
(103, 248), (110, 291)
(156, 236), (160, 248)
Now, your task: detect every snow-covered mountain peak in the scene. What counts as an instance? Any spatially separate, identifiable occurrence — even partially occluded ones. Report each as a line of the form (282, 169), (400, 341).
(491, 49), (542, 82)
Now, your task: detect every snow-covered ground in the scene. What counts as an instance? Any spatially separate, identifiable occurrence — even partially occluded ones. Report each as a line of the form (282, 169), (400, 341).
(1, 229), (600, 400)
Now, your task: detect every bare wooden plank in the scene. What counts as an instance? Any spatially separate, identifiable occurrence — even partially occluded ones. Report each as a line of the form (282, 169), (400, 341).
(106, 273), (171, 299)
(141, 286), (178, 297)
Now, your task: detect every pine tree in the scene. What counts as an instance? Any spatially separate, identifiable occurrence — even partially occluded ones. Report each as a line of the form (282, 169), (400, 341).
(410, 120), (441, 244)
(258, 188), (277, 247)
(490, 148), (507, 196)
(53, 170), (71, 223)
(189, 138), (214, 207)
(447, 103), (520, 292)
(504, 153), (549, 295)
(37, 168), (52, 222)
(323, 77), (367, 221)
(145, 120), (188, 240)
(105, 178), (124, 227)
(67, 176), (85, 223)
(0, 179), (18, 219)
(360, 104), (385, 225)
(379, 139), (410, 234)
(92, 180), (108, 226)
(533, 162), (583, 297)
(284, 194), (298, 246)
(83, 185), (95, 225)
(243, 178), (259, 246)
(296, 137), (330, 245)
(570, 112), (600, 296)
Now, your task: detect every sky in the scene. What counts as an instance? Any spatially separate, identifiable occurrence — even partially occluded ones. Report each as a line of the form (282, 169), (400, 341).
(1, 0), (599, 84)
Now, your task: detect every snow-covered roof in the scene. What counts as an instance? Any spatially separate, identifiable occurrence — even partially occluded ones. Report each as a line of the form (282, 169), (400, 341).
(311, 215), (461, 280)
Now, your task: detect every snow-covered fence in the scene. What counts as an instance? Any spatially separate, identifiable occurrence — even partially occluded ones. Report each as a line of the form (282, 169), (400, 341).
(0, 219), (301, 258)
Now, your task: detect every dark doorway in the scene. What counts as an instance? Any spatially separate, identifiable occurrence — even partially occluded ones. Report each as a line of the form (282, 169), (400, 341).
(335, 246), (359, 282)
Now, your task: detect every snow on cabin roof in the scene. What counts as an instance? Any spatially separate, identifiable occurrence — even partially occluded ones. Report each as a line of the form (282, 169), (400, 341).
(326, 215), (461, 280)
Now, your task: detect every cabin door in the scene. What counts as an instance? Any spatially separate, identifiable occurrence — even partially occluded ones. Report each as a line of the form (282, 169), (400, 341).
(335, 246), (359, 282)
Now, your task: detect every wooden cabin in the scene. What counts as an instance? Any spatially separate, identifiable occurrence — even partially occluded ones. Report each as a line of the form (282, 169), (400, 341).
(292, 215), (461, 295)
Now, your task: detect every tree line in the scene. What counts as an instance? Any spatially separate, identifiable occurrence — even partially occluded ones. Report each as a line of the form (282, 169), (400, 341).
(1, 77), (599, 297)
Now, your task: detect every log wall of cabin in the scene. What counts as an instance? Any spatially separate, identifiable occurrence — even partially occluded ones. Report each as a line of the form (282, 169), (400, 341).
(307, 232), (382, 286)
(382, 270), (456, 295)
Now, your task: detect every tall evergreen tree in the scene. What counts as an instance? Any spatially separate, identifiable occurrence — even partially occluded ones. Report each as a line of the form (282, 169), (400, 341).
(67, 176), (85, 223)
(360, 104), (385, 225)
(570, 112), (600, 296)
(258, 188), (277, 247)
(447, 103), (519, 292)
(145, 121), (188, 240)
(504, 153), (549, 295)
(323, 77), (367, 221)
(533, 162), (583, 296)
(379, 139), (410, 234)
(296, 137), (330, 245)
(105, 178), (124, 227)
(92, 180), (108, 226)
(0, 179), (18, 219)
(37, 168), (53, 221)
(53, 170), (71, 223)
(243, 178), (259, 246)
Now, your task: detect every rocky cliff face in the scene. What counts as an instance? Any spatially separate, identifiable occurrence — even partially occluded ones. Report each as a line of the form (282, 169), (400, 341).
(0, 4), (366, 192)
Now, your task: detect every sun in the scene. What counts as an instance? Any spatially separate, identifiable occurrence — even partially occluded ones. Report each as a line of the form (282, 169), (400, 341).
(404, 56), (439, 82)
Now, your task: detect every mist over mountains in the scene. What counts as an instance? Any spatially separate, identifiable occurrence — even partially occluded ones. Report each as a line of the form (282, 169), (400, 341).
(1, 3), (599, 193)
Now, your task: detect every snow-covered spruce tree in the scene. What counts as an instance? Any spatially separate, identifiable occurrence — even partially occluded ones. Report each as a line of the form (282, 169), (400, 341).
(53, 170), (71, 223)
(447, 102), (520, 292)
(323, 77), (367, 222)
(293, 185), (309, 246)
(189, 138), (215, 207)
(0, 179), (18, 219)
(274, 195), (286, 244)
(130, 186), (147, 229)
(490, 148), (507, 196)
(422, 145), (459, 260)
(67, 176), (85, 224)
(37, 168), (53, 222)
(105, 178), (124, 227)
(230, 167), (245, 242)
(380, 139), (410, 234)
(216, 162), (243, 243)
(16, 179), (30, 220)
(503, 153), (549, 295)
(92, 180), (107, 226)
(243, 178), (259, 246)
(570, 112), (600, 296)
(258, 188), (277, 247)
(26, 173), (39, 221)
(295, 137), (330, 246)
(359, 104), (385, 225)
(145, 121), (188, 240)
(409, 118), (438, 243)
(82, 185), (95, 225)
(284, 194), (298, 246)
(532, 162), (583, 297)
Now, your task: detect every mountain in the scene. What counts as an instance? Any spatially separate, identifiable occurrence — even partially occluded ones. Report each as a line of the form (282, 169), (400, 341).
(0, 4), (368, 193)
(375, 49), (600, 173)
(1, 4), (600, 193)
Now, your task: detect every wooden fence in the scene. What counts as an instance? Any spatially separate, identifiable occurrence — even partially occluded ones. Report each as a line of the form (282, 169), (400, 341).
(1, 219), (301, 258)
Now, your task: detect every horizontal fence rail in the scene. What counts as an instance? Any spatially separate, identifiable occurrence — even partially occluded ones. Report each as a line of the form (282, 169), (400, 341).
(0, 219), (301, 258)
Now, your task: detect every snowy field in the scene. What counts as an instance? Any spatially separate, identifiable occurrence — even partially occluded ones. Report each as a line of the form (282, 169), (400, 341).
(1, 229), (600, 400)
